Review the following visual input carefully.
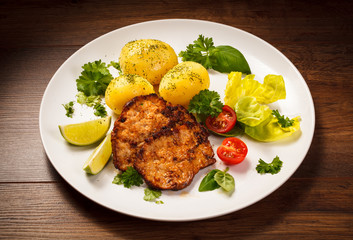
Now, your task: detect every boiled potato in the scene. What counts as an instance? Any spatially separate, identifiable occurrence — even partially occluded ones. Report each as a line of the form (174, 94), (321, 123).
(119, 39), (178, 85)
(159, 61), (210, 107)
(105, 74), (154, 114)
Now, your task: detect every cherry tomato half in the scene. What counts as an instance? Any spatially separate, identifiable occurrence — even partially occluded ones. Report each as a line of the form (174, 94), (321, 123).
(217, 137), (248, 165)
(205, 105), (237, 134)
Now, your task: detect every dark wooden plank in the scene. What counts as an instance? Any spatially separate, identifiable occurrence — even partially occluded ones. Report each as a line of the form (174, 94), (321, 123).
(0, 0), (352, 47)
(0, 179), (352, 239)
(0, 47), (76, 182)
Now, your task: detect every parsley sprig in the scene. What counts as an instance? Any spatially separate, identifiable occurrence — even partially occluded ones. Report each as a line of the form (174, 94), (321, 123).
(144, 188), (163, 204)
(76, 60), (113, 96)
(93, 103), (107, 118)
(272, 110), (295, 128)
(256, 156), (283, 175)
(108, 61), (122, 74)
(188, 89), (223, 122)
(62, 101), (74, 118)
(180, 35), (216, 69)
(112, 166), (143, 188)
(112, 167), (164, 203)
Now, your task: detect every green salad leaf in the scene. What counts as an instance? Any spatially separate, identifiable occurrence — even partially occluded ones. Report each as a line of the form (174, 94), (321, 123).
(244, 114), (301, 142)
(76, 60), (113, 96)
(235, 96), (272, 127)
(224, 72), (286, 108)
(224, 72), (300, 142)
(179, 35), (251, 74)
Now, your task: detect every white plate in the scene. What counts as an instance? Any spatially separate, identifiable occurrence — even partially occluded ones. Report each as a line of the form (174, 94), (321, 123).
(39, 19), (315, 221)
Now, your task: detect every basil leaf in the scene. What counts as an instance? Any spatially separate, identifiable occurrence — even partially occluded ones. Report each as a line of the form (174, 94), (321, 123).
(198, 169), (221, 192)
(212, 45), (251, 74)
(214, 168), (235, 192)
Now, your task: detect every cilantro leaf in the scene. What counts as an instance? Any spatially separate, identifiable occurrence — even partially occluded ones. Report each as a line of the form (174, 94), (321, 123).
(62, 101), (74, 118)
(272, 110), (295, 128)
(256, 156), (283, 175)
(143, 188), (163, 203)
(179, 34), (251, 74)
(188, 89), (223, 122)
(93, 103), (107, 118)
(76, 60), (113, 96)
(112, 166), (143, 188)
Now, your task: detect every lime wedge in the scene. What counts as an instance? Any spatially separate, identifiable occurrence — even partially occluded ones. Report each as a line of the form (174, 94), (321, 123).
(59, 116), (111, 146)
(83, 133), (112, 174)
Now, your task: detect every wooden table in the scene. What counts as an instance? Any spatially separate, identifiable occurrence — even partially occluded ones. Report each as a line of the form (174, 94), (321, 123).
(1, 0), (352, 239)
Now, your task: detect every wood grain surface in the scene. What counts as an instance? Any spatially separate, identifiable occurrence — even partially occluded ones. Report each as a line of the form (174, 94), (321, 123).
(0, 0), (352, 239)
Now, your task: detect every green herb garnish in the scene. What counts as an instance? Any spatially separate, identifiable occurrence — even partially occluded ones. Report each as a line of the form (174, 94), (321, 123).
(188, 89), (223, 122)
(93, 103), (107, 118)
(62, 101), (74, 118)
(256, 156), (283, 175)
(108, 61), (122, 74)
(112, 166), (143, 188)
(76, 60), (113, 96)
(272, 110), (294, 128)
(76, 91), (101, 107)
(179, 34), (251, 74)
(199, 168), (235, 192)
(214, 168), (235, 192)
(143, 188), (163, 204)
(198, 169), (221, 192)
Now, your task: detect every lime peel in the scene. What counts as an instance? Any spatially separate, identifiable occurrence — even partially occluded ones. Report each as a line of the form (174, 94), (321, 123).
(59, 116), (111, 146)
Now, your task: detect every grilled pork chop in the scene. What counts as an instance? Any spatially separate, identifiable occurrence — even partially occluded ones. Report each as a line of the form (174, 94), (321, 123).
(135, 121), (216, 190)
(111, 93), (216, 190)
(112, 94), (197, 171)
(112, 94), (170, 171)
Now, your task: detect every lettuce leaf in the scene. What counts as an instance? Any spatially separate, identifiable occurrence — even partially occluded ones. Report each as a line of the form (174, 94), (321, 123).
(224, 72), (300, 142)
(224, 72), (286, 108)
(244, 115), (301, 142)
(235, 96), (272, 127)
